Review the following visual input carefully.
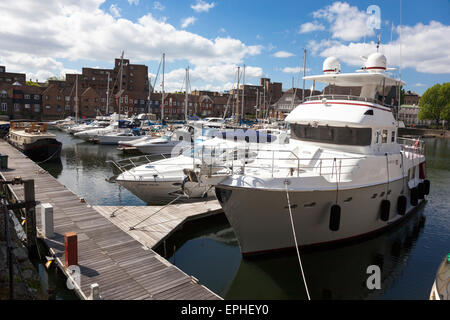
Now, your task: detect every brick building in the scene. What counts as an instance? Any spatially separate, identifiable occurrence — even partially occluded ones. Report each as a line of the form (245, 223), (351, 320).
(229, 78), (283, 118)
(403, 90), (420, 106)
(0, 66), (26, 84)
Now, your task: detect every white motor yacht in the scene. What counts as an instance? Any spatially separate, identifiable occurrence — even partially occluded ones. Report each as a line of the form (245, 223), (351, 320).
(189, 53), (430, 256)
(114, 137), (254, 204)
(134, 125), (195, 155)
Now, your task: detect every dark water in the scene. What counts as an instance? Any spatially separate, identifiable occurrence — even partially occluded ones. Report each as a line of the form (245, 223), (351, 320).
(41, 131), (450, 300)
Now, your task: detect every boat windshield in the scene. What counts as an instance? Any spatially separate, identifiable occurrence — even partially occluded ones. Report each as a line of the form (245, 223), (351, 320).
(291, 123), (372, 146)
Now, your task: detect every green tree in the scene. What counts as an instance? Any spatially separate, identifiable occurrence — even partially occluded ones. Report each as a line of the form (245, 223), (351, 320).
(418, 83), (450, 127)
(26, 81), (41, 87)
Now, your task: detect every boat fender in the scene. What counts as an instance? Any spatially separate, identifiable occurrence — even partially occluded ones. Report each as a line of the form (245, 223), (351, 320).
(397, 196), (407, 216)
(329, 204), (341, 231)
(410, 187), (419, 206)
(418, 183), (425, 200)
(423, 180), (430, 195)
(380, 200), (390, 221)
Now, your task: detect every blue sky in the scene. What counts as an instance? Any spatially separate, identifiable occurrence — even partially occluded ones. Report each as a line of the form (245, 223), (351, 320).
(0, 0), (449, 95)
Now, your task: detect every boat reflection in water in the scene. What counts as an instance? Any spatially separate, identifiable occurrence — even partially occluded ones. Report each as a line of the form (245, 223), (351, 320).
(156, 204), (427, 300)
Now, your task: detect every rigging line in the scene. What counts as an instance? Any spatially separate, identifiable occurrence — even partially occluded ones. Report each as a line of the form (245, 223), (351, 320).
(284, 179), (311, 300)
(129, 193), (184, 230)
(152, 57), (163, 93)
(401, 151), (405, 194)
(385, 153), (390, 199)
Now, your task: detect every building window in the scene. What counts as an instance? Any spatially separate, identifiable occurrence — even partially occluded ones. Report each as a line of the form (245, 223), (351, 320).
(57, 96), (61, 101)
(65, 105), (70, 111)
(65, 96), (70, 101)
(25, 104), (30, 109)
(1, 90), (7, 98)
(34, 95), (40, 100)
(24, 94), (30, 99)
(45, 95), (50, 100)
(14, 103), (20, 111)
(34, 104), (40, 112)
(46, 105), (51, 109)
(1, 103), (6, 111)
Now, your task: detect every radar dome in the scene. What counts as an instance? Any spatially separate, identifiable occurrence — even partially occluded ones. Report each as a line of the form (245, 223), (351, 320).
(323, 57), (341, 74)
(365, 52), (386, 73)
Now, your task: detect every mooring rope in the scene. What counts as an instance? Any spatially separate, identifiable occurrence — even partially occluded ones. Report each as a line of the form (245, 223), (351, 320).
(129, 194), (184, 230)
(284, 179), (311, 300)
(35, 149), (61, 165)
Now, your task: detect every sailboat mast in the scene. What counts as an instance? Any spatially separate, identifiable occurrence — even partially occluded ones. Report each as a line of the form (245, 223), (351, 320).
(118, 51), (124, 124)
(241, 64), (245, 120)
(106, 71), (110, 115)
(148, 77), (152, 115)
(302, 49), (307, 101)
(75, 74), (79, 123)
(161, 53), (165, 122)
(236, 66), (240, 124)
(255, 88), (259, 119)
(185, 66), (189, 121)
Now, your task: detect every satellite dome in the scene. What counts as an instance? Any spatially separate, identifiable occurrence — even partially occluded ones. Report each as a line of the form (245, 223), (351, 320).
(365, 52), (386, 73)
(323, 57), (341, 74)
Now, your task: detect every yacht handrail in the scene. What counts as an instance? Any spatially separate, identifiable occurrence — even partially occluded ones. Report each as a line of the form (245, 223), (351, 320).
(304, 94), (392, 108)
(397, 136), (425, 158)
(107, 153), (170, 173)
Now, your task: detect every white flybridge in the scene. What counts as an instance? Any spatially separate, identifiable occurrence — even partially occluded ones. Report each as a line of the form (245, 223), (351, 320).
(188, 52), (430, 256)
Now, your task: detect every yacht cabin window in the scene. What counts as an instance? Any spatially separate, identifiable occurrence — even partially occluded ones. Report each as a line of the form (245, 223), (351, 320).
(391, 131), (395, 143)
(382, 130), (388, 143)
(291, 124), (372, 146)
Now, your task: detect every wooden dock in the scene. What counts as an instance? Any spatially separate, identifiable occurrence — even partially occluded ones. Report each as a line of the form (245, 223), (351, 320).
(0, 139), (222, 300)
(93, 201), (222, 250)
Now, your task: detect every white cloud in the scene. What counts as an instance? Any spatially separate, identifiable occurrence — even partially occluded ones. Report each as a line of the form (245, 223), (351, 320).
(415, 83), (426, 87)
(0, 1), (265, 91)
(282, 67), (311, 74)
(273, 51), (295, 58)
(312, 1), (375, 41)
(191, 0), (215, 13)
(153, 1), (164, 11)
(109, 4), (121, 18)
(128, 0), (139, 5)
(314, 21), (450, 75)
(181, 16), (197, 28)
(298, 21), (325, 34)
(218, 27), (226, 33)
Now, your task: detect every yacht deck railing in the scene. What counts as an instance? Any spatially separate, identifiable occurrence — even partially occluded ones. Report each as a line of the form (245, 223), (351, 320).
(304, 94), (392, 108)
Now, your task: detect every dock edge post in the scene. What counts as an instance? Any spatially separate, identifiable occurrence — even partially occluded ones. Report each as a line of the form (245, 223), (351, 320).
(41, 203), (54, 238)
(64, 232), (78, 267)
(88, 283), (102, 300)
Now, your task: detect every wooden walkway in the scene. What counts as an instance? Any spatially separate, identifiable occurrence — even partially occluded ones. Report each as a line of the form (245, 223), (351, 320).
(0, 140), (221, 300)
(93, 201), (222, 250)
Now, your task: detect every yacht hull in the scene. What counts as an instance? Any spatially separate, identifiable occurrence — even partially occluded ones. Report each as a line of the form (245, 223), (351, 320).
(97, 135), (142, 145)
(117, 179), (214, 204)
(216, 179), (424, 256)
(10, 138), (62, 163)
